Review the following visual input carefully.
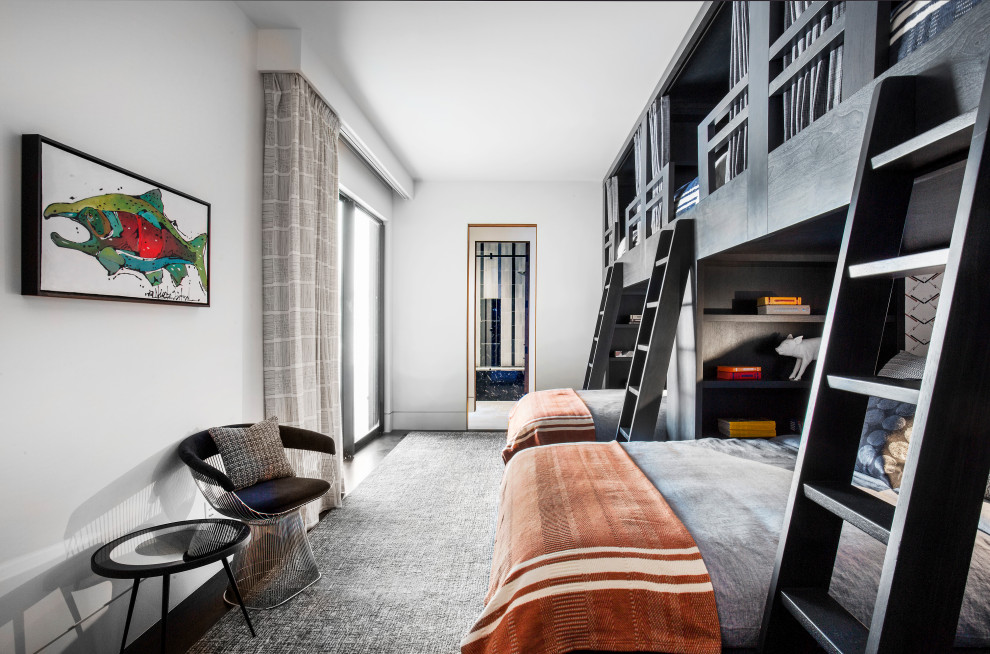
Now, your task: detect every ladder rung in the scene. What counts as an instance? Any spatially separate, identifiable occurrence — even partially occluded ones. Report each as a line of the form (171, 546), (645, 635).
(655, 256), (668, 267)
(588, 363), (594, 368)
(599, 310), (605, 315)
(637, 344), (648, 352)
(871, 108), (977, 170)
(594, 337), (599, 342)
(646, 301), (659, 309)
(827, 375), (921, 404)
(780, 589), (868, 654)
(628, 386), (640, 396)
(848, 248), (949, 279)
(803, 483), (894, 544)
(617, 426), (630, 442)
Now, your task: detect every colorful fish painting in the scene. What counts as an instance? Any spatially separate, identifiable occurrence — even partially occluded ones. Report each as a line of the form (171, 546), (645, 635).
(43, 188), (208, 292)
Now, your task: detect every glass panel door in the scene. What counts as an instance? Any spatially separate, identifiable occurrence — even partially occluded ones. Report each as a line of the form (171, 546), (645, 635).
(475, 242), (529, 402)
(340, 196), (384, 456)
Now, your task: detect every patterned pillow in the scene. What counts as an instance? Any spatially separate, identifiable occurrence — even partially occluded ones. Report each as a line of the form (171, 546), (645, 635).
(855, 397), (915, 488)
(209, 417), (295, 490)
(877, 350), (926, 379)
(854, 351), (924, 489)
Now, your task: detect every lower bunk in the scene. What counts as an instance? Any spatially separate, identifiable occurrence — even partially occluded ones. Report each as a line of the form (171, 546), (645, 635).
(466, 438), (990, 653)
(501, 388), (667, 462)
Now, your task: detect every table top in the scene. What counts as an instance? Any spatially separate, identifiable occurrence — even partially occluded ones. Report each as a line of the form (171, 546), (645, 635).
(91, 519), (250, 578)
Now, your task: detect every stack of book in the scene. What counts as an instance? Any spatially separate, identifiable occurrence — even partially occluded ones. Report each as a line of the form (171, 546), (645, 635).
(718, 419), (776, 438)
(628, 314), (643, 325)
(757, 296), (810, 315)
(613, 350), (633, 358)
(716, 365), (761, 380)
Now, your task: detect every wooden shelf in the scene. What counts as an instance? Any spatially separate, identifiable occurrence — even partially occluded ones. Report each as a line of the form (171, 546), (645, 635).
(704, 313), (826, 322)
(703, 380), (812, 389)
(871, 109), (977, 170)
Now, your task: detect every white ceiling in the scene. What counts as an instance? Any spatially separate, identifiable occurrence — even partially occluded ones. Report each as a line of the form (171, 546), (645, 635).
(237, 1), (702, 183)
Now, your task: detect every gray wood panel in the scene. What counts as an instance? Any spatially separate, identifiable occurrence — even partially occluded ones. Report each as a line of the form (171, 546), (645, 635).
(767, 2), (990, 235)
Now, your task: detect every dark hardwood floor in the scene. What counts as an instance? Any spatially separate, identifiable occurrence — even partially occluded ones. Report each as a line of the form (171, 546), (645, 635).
(342, 431), (407, 495)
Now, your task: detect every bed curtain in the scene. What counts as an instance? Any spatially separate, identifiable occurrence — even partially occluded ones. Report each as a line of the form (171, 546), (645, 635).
(782, 2), (846, 143)
(728, 1), (750, 183)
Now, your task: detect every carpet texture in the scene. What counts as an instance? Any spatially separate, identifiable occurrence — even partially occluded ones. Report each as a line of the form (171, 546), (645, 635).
(189, 431), (505, 654)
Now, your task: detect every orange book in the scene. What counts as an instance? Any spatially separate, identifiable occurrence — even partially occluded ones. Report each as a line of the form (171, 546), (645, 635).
(757, 296), (802, 306)
(717, 366), (762, 373)
(717, 371), (761, 380)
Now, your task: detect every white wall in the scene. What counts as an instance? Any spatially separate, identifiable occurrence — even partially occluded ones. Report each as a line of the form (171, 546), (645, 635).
(339, 142), (394, 222)
(0, 2), (263, 652)
(391, 182), (601, 430)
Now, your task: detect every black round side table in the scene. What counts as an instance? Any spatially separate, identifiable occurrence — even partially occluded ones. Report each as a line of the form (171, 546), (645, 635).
(91, 518), (255, 654)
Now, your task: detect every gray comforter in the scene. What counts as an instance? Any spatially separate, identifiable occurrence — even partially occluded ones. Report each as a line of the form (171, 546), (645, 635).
(622, 438), (990, 649)
(577, 389), (667, 441)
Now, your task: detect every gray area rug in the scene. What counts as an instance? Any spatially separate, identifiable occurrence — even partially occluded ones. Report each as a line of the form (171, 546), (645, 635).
(189, 431), (505, 654)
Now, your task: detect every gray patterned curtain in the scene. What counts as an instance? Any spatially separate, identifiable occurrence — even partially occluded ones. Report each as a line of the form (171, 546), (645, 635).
(782, 2), (846, 142)
(262, 73), (343, 515)
(728, 1), (749, 182)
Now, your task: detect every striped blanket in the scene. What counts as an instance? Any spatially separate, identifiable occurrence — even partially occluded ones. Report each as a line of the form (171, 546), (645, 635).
(462, 442), (720, 654)
(502, 388), (596, 463)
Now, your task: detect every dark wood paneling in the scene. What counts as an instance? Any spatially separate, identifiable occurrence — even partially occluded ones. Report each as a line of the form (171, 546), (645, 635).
(767, 1), (990, 234)
(901, 159), (967, 253)
(693, 172), (749, 259)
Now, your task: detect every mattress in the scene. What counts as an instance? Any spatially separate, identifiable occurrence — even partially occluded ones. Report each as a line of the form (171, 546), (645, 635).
(576, 389), (667, 441)
(622, 438), (990, 649)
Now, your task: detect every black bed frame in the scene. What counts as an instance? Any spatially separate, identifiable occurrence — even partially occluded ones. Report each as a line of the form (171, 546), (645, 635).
(596, 2), (990, 652)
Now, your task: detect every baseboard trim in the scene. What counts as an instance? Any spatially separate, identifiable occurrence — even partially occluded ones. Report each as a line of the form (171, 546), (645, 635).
(124, 568), (233, 654)
(391, 411), (466, 431)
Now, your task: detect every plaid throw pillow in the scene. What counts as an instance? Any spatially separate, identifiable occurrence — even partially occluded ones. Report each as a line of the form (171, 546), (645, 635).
(209, 417), (295, 490)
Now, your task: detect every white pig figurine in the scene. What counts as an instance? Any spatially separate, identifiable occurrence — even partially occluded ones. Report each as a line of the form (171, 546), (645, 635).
(775, 334), (821, 381)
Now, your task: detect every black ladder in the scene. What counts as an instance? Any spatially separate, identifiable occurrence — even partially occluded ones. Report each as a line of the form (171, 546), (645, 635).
(760, 68), (990, 653)
(616, 218), (694, 441)
(584, 263), (624, 389)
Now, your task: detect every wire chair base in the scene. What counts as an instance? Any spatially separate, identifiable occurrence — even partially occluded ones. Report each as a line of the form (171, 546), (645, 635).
(226, 509), (322, 609)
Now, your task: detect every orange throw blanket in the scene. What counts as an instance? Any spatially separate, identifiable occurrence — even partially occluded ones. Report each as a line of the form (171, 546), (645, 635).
(462, 442), (720, 654)
(502, 388), (596, 463)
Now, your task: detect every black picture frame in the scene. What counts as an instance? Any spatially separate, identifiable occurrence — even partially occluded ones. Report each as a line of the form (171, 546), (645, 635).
(22, 134), (211, 307)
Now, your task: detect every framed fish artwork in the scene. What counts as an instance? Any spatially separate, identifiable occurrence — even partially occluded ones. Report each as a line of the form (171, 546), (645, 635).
(21, 134), (211, 306)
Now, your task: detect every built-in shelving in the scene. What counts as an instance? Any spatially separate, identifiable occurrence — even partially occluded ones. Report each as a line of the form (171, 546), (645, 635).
(702, 380), (812, 389)
(703, 314), (826, 322)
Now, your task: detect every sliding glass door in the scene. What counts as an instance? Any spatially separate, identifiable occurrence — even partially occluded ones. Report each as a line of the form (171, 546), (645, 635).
(339, 195), (384, 456)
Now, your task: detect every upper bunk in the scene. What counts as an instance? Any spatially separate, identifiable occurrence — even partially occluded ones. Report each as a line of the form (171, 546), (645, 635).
(604, 0), (990, 286)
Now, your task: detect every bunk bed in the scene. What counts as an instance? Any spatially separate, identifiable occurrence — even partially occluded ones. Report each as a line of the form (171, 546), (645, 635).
(470, 365), (990, 652)
(471, 2), (990, 653)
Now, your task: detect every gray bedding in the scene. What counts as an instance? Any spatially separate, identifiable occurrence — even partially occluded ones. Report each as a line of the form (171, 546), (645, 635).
(577, 389), (667, 441)
(622, 438), (990, 649)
